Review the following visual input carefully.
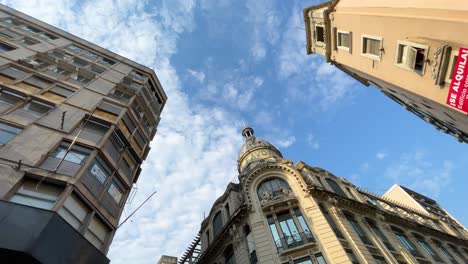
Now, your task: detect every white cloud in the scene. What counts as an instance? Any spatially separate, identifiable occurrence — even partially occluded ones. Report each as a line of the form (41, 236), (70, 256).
(384, 151), (453, 197)
(273, 135), (296, 148)
(306, 134), (320, 150)
(187, 69), (205, 83)
(376, 151), (388, 160)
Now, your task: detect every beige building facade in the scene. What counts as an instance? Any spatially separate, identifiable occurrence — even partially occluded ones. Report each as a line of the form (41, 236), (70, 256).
(303, 0), (468, 143)
(178, 127), (467, 264)
(0, 4), (167, 264)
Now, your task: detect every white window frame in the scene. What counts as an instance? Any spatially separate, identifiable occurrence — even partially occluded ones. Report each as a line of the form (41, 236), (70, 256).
(315, 24), (325, 45)
(361, 34), (383, 60)
(394, 40), (429, 75)
(337, 30), (352, 52)
(444, 49), (459, 83)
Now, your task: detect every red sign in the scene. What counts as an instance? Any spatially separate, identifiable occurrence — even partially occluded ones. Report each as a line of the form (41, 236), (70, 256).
(446, 47), (468, 113)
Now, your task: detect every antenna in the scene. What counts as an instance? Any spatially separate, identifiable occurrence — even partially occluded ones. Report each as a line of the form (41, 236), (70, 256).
(117, 190), (157, 229)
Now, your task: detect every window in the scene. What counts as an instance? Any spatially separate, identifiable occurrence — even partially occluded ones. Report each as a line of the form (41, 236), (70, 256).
(20, 25), (41, 33)
(257, 177), (291, 201)
(0, 89), (25, 105)
(0, 42), (16, 53)
(71, 74), (92, 84)
(84, 216), (109, 250)
(206, 230), (210, 244)
(225, 203), (230, 218)
(315, 25), (325, 43)
(319, 204), (344, 239)
(395, 41), (428, 74)
(58, 194), (90, 230)
(0, 121), (22, 145)
(82, 51), (98, 61)
(51, 66), (72, 76)
(132, 101), (144, 119)
(0, 29), (18, 39)
(344, 213), (373, 246)
(433, 240), (459, 264)
(278, 211), (302, 246)
(213, 211), (223, 237)
(346, 250), (360, 264)
(71, 57), (88, 67)
(0, 66), (28, 82)
(51, 142), (92, 165)
(89, 156), (112, 184)
(108, 178), (124, 204)
(9, 180), (61, 210)
(361, 35), (382, 59)
(90, 65), (106, 74)
(22, 99), (53, 115)
(294, 208), (311, 235)
(337, 31), (351, 51)
(48, 51), (72, 61)
(74, 117), (110, 143)
(48, 85), (76, 98)
(413, 234), (443, 262)
(448, 244), (467, 263)
(325, 178), (347, 197)
(65, 45), (83, 54)
(315, 253), (327, 264)
(17, 37), (40, 46)
(223, 245), (235, 264)
(38, 32), (57, 40)
(22, 57), (51, 68)
(99, 57), (116, 66)
(445, 50), (458, 83)
(373, 255), (387, 264)
(366, 219), (395, 250)
(392, 227), (424, 258)
(294, 257), (312, 264)
(130, 71), (147, 82)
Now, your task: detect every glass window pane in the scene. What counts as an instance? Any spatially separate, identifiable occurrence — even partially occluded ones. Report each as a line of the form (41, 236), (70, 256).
(9, 180), (61, 210)
(108, 179), (123, 203)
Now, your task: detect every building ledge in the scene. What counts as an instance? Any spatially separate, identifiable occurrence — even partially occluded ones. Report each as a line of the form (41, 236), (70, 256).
(0, 200), (109, 264)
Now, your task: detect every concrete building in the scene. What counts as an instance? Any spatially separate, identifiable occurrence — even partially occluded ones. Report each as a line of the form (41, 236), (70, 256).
(178, 127), (467, 264)
(158, 255), (178, 264)
(303, 0), (468, 143)
(0, 4), (167, 264)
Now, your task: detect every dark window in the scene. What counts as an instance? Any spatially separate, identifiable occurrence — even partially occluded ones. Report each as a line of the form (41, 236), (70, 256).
(346, 249), (360, 264)
(71, 57), (88, 67)
(433, 240), (459, 264)
(373, 255), (387, 264)
(65, 45), (83, 54)
(224, 245), (235, 264)
(0, 29), (18, 39)
(345, 213), (373, 245)
(110, 89), (132, 103)
(294, 257), (312, 264)
(71, 74), (92, 84)
(0, 89), (25, 105)
(0, 42), (16, 52)
(448, 244), (467, 262)
(257, 177), (291, 201)
(414, 234), (443, 262)
(315, 26), (325, 42)
(225, 203), (230, 218)
(366, 219), (394, 250)
(392, 227), (424, 258)
(51, 66), (72, 76)
(74, 118), (110, 143)
(48, 51), (72, 60)
(0, 66), (28, 80)
(98, 101), (122, 116)
(90, 65), (106, 74)
(0, 121), (22, 144)
(99, 57), (116, 66)
(48, 85), (75, 98)
(326, 178), (347, 197)
(213, 211), (223, 237)
(38, 32), (57, 40)
(23, 100), (53, 115)
(315, 253), (327, 264)
(17, 37), (40, 46)
(319, 204), (344, 239)
(130, 71), (147, 82)
(23, 75), (53, 89)
(20, 25), (41, 33)
(82, 52), (98, 61)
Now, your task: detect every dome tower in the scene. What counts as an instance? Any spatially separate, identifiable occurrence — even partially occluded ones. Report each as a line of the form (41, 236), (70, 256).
(237, 126), (283, 173)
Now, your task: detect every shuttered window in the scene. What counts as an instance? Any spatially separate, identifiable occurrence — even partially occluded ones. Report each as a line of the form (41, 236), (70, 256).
(58, 194), (90, 230)
(84, 217), (109, 250)
(10, 180), (61, 210)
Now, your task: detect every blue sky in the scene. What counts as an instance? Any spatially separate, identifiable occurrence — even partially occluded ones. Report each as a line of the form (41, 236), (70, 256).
(3, 0), (467, 263)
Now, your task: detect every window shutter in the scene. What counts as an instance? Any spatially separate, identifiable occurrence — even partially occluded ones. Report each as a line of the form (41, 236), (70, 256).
(349, 32), (353, 54)
(333, 27), (337, 50)
(406, 47), (417, 70)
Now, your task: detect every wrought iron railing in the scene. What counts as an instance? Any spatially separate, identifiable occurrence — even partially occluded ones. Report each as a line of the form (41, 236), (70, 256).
(274, 231), (316, 252)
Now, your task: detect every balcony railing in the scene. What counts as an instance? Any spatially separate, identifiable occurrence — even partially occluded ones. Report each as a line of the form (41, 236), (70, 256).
(275, 231), (316, 253)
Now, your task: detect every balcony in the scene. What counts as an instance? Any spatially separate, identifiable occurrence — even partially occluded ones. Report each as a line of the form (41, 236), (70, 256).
(0, 200), (109, 264)
(260, 188), (297, 210)
(275, 231), (316, 253)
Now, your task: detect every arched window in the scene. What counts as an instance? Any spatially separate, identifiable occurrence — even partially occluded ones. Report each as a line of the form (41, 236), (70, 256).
(257, 177), (291, 201)
(412, 233), (443, 262)
(213, 211), (223, 237)
(344, 212), (373, 246)
(391, 226), (424, 258)
(325, 178), (347, 197)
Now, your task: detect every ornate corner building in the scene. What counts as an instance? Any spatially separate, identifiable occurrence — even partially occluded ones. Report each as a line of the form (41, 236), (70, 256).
(0, 4), (167, 264)
(178, 127), (468, 264)
(303, 0), (468, 143)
